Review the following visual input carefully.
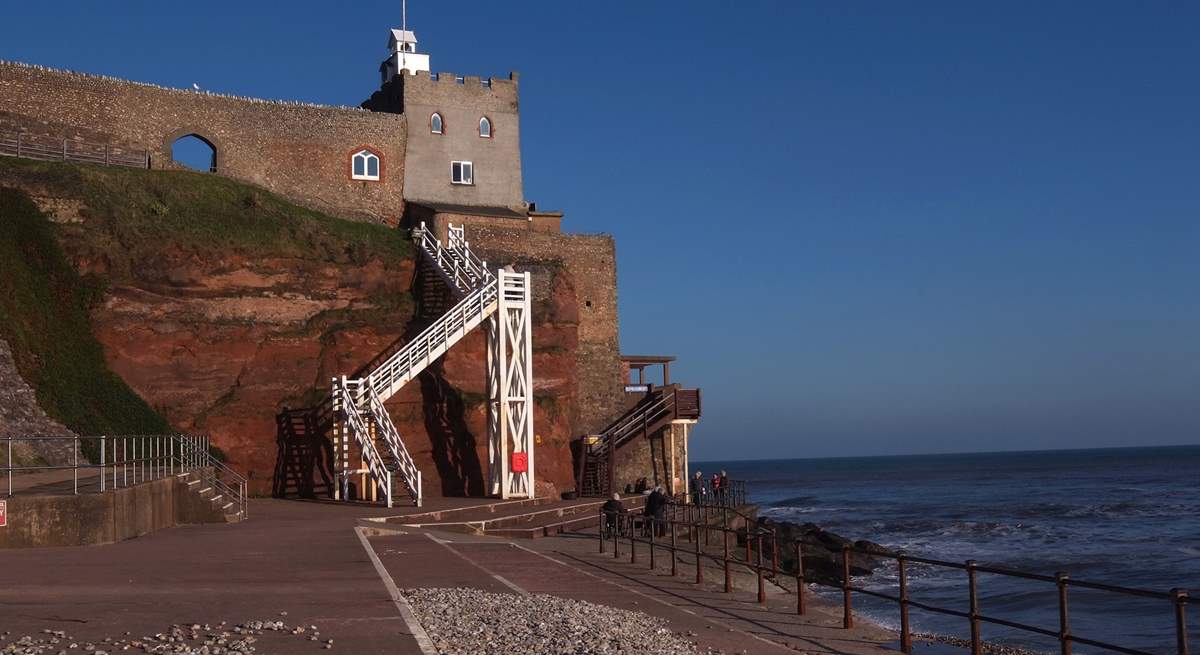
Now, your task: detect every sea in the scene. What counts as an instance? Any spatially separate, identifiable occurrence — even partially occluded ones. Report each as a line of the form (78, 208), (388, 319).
(697, 446), (1200, 654)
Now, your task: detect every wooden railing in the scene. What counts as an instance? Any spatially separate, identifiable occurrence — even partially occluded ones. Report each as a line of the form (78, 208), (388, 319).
(0, 132), (149, 169)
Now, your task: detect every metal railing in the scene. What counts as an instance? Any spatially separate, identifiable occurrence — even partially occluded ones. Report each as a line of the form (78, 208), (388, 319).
(595, 503), (1194, 655)
(2, 434), (246, 518)
(682, 479), (747, 508)
(0, 132), (149, 169)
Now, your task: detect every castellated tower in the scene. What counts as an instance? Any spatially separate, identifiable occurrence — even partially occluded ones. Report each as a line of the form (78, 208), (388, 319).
(363, 27), (525, 213)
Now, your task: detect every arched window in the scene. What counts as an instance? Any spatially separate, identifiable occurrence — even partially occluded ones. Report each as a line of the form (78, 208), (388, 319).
(479, 116), (492, 138)
(351, 149), (381, 181)
(431, 112), (443, 134)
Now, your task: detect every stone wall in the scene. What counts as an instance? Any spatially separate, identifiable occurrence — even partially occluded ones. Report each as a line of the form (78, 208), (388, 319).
(363, 71), (524, 210)
(0, 339), (76, 466)
(612, 422), (691, 496)
(0, 61), (407, 224)
(415, 212), (625, 437)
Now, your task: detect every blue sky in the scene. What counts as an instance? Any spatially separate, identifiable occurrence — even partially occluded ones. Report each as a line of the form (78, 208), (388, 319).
(3, 2), (1198, 460)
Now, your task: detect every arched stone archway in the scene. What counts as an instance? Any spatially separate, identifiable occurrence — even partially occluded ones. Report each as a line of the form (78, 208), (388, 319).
(163, 129), (221, 173)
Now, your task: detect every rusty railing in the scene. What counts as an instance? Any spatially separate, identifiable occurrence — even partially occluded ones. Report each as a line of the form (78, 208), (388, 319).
(596, 504), (1194, 655)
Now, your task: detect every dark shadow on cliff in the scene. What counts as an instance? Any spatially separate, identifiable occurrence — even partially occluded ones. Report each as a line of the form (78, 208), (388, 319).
(418, 361), (486, 497)
(272, 404), (336, 499)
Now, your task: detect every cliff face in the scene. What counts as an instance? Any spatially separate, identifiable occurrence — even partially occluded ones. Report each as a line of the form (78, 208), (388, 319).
(0, 158), (581, 497)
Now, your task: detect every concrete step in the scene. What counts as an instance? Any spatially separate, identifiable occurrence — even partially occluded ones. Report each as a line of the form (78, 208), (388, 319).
(378, 496), (644, 540)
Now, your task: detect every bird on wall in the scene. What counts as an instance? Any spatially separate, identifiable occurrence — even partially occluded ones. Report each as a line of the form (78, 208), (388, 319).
(192, 83), (200, 91)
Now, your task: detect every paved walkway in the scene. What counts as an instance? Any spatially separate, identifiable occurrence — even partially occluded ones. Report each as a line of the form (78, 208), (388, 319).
(1, 497), (901, 655)
(0, 499), (425, 654)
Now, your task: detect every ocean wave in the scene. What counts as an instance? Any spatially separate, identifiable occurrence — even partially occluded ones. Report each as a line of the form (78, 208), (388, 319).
(767, 495), (818, 507)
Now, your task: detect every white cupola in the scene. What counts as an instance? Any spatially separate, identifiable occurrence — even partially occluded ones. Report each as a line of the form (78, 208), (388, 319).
(381, 28), (430, 83)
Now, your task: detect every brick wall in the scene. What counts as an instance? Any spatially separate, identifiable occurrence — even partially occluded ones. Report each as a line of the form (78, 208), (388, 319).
(0, 61), (407, 224)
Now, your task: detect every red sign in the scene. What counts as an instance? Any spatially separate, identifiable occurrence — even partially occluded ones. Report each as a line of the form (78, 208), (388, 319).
(0, 500), (6, 527)
(511, 452), (528, 473)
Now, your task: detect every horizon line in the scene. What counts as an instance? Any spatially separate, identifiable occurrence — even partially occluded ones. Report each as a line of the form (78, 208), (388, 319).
(693, 441), (1200, 465)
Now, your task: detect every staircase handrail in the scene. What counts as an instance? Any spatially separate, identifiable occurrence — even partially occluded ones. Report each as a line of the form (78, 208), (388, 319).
(362, 276), (500, 401)
(414, 222), (494, 297)
(335, 380), (394, 506)
(175, 436), (249, 519)
(362, 382), (422, 503)
(598, 390), (678, 454)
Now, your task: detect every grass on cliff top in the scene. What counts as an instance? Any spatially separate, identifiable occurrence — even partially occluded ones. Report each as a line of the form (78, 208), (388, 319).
(0, 187), (172, 439)
(0, 157), (414, 281)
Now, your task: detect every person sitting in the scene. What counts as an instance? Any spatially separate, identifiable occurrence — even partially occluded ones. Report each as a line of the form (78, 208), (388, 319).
(602, 492), (625, 537)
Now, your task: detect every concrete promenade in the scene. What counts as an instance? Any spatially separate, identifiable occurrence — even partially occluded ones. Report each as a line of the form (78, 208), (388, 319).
(1, 498), (900, 654)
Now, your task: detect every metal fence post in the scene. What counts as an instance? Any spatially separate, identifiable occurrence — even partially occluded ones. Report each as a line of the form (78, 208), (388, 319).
(723, 527), (732, 593)
(7, 437), (12, 497)
(100, 437), (106, 492)
(694, 519), (703, 584)
(598, 508), (605, 553)
(1174, 588), (1189, 655)
(73, 436), (78, 494)
(1057, 572), (1072, 655)
(612, 514), (620, 559)
(649, 518), (656, 571)
(968, 560), (982, 655)
(670, 518), (678, 577)
(842, 545), (854, 629)
(898, 552), (911, 653)
(630, 515), (637, 564)
(796, 540), (806, 615)
(757, 534), (766, 604)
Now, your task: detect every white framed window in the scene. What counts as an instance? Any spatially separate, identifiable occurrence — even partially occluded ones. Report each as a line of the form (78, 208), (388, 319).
(479, 116), (492, 138)
(451, 160), (474, 185)
(430, 112), (443, 134)
(351, 149), (380, 181)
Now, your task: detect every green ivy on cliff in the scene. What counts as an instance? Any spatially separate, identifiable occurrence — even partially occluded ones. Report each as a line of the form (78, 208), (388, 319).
(0, 186), (173, 444)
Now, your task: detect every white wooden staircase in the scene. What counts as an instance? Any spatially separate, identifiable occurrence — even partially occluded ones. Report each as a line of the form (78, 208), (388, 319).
(332, 224), (535, 507)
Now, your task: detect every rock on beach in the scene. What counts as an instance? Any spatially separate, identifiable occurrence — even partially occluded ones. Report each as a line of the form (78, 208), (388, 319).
(403, 587), (719, 655)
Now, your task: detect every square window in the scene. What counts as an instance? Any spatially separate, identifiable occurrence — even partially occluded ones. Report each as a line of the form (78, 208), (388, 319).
(452, 160), (474, 185)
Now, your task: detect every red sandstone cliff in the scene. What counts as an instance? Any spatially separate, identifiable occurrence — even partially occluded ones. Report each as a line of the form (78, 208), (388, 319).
(0, 159), (580, 498)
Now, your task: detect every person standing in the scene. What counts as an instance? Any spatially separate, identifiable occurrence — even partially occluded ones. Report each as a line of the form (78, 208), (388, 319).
(646, 485), (668, 536)
(718, 469), (730, 505)
(691, 470), (706, 506)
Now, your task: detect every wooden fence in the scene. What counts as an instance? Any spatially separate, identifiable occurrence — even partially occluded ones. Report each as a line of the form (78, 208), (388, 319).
(0, 132), (149, 169)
